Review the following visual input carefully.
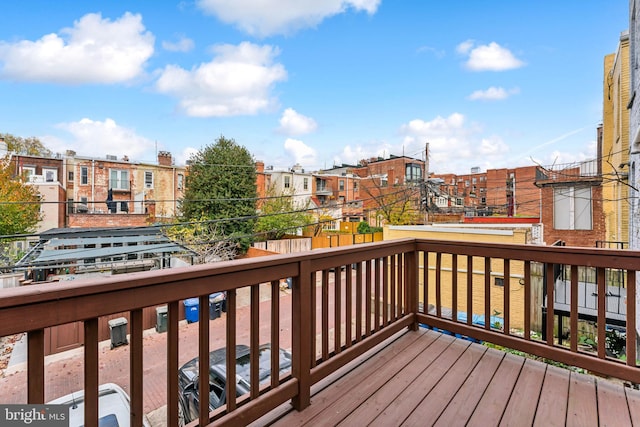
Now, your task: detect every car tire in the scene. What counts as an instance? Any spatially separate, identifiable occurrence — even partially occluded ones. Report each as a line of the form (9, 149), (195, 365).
(178, 403), (186, 427)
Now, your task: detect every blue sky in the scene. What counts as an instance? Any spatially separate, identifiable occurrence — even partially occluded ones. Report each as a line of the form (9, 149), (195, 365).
(0, 1), (629, 174)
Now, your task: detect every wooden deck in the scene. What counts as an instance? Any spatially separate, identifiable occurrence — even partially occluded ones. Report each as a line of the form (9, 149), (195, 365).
(256, 329), (640, 427)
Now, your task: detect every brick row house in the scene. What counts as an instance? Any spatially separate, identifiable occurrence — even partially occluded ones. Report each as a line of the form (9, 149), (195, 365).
(9, 150), (187, 231)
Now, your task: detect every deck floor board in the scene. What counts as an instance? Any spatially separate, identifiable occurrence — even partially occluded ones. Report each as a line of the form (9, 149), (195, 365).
(265, 329), (637, 427)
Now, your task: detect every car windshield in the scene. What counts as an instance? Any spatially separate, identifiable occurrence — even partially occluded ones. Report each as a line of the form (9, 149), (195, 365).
(209, 346), (292, 389)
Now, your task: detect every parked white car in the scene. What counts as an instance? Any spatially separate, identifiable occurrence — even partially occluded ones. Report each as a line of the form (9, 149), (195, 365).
(48, 383), (150, 427)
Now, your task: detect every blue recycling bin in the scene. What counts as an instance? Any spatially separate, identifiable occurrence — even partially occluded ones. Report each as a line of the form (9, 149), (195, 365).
(184, 298), (199, 323)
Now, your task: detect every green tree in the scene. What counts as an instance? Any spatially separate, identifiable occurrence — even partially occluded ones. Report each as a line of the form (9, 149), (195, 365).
(357, 221), (371, 234)
(1, 133), (52, 157)
(255, 188), (313, 240)
(0, 158), (42, 235)
(181, 136), (257, 251)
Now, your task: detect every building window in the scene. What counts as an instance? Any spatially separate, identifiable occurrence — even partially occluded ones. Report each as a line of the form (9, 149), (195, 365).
(68, 171), (74, 181)
(110, 169), (130, 190)
(81, 166), (88, 185)
(553, 186), (592, 230)
(339, 180), (345, 191)
(67, 198), (74, 214)
(405, 163), (423, 183)
(145, 171), (153, 189)
(495, 277), (504, 287)
(303, 177), (308, 190)
(284, 176), (291, 189)
(43, 168), (57, 182)
(22, 166), (36, 180)
(177, 173), (184, 190)
(353, 181), (358, 191)
(78, 197), (88, 213)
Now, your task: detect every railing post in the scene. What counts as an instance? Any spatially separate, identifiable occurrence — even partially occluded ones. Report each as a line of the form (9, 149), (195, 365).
(406, 248), (419, 331)
(27, 329), (44, 404)
(292, 260), (312, 410)
(129, 309), (143, 427)
(84, 318), (99, 427)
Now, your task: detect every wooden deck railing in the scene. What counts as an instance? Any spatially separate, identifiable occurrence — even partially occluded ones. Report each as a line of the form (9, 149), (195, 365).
(0, 238), (638, 426)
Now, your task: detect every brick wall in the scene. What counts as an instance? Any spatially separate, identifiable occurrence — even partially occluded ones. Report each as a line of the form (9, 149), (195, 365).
(68, 213), (149, 228)
(540, 185), (606, 247)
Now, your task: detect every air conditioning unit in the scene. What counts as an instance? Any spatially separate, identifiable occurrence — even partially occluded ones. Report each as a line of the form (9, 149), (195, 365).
(106, 154), (118, 161)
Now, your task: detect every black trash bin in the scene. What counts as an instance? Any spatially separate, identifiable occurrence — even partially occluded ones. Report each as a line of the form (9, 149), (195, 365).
(209, 293), (224, 320)
(156, 305), (168, 333)
(108, 317), (128, 349)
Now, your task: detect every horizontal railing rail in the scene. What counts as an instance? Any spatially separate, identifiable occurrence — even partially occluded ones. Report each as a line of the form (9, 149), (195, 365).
(0, 238), (638, 426)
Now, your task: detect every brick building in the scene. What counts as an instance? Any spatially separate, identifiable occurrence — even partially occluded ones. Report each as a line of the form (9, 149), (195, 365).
(535, 158), (605, 247)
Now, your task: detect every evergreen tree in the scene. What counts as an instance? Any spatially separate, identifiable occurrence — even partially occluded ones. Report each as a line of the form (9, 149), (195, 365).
(181, 136), (257, 251)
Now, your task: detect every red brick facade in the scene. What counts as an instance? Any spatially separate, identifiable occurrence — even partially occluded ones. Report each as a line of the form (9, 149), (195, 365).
(539, 185), (605, 247)
(68, 213), (149, 228)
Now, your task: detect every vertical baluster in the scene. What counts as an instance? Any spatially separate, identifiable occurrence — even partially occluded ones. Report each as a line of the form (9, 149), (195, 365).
(167, 301), (179, 426)
(503, 259), (510, 334)
(436, 253), (442, 318)
(250, 284), (260, 399)
(322, 270), (329, 361)
(398, 253), (404, 316)
(484, 258), (491, 331)
(374, 258), (381, 331)
(424, 251), (429, 314)
(310, 271), (317, 368)
(84, 318), (99, 427)
(345, 263), (353, 348)
(570, 266), (578, 352)
(130, 309), (143, 427)
(452, 254), (458, 324)
(356, 263), (363, 342)
(545, 263), (555, 347)
(271, 280), (280, 388)
(365, 260), (372, 336)
(467, 256), (473, 327)
(597, 267), (606, 359)
(383, 256), (390, 326)
(335, 267), (342, 354)
(524, 261), (531, 340)
(27, 329), (44, 404)
(627, 270), (637, 367)
(226, 290), (237, 412)
(198, 294), (210, 421)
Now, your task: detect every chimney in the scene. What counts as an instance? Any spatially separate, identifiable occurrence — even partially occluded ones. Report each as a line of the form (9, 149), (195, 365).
(158, 151), (173, 166)
(255, 160), (265, 173)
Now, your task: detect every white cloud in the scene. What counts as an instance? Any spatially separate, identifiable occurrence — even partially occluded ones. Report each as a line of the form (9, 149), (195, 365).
(468, 86), (520, 101)
(456, 39), (474, 55)
(284, 138), (317, 165)
(416, 45), (445, 58)
(176, 146), (200, 166)
(48, 118), (156, 159)
(397, 113), (511, 174)
(0, 13), (154, 84)
(278, 108), (318, 135)
(196, 0), (380, 37)
(155, 42), (287, 117)
(162, 35), (194, 52)
(458, 41), (524, 71)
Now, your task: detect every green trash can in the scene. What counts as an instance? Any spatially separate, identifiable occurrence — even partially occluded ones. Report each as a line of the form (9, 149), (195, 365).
(156, 305), (168, 333)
